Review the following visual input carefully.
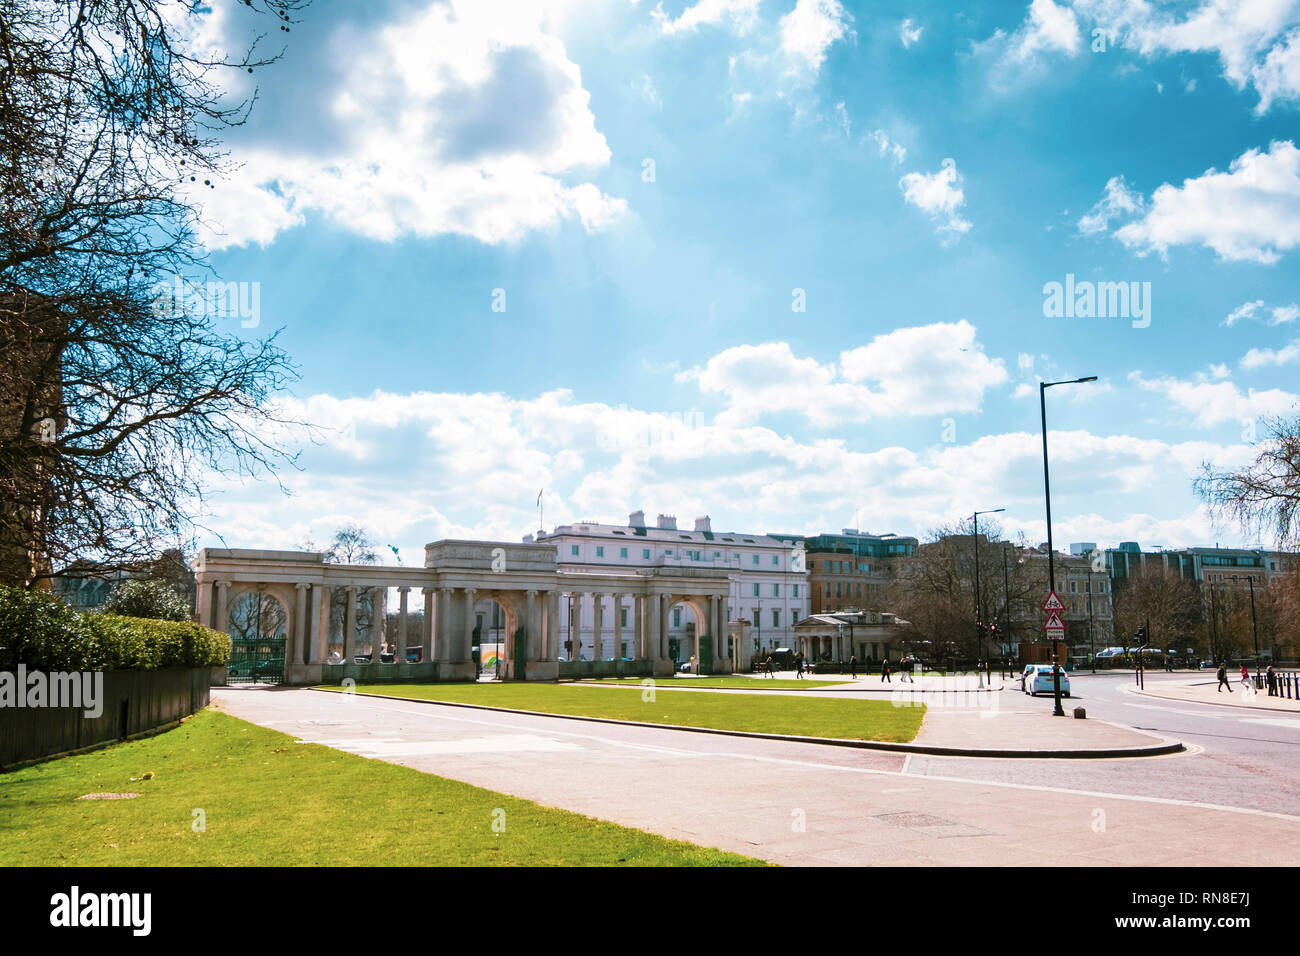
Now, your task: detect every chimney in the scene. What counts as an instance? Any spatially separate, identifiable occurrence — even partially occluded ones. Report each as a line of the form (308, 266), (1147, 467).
(629, 509), (646, 528)
(694, 516), (711, 533)
(657, 514), (677, 530)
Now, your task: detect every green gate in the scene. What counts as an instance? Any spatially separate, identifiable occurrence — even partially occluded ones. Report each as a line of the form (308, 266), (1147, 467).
(228, 638), (287, 685)
(699, 635), (713, 675)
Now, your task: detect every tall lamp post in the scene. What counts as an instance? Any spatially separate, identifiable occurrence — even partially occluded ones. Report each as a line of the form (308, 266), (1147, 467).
(1041, 376), (1098, 717)
(1248, 574), (1260, 680)
(972, 508), (1005, 665)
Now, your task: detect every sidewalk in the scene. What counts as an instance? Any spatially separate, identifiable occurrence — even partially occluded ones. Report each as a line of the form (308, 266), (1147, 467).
(1133, 676), (1300, 712)
(913, 706), (1180, 757)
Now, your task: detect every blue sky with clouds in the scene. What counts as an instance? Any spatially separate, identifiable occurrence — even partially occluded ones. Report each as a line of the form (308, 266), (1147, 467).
(188, 0), (1300, 562)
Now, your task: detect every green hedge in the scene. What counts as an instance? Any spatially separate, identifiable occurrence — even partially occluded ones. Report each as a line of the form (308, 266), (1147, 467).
(0, 586), (230, 671)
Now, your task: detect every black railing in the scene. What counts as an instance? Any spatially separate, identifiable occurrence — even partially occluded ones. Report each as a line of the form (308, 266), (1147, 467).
(1253, 670), (1300, 700)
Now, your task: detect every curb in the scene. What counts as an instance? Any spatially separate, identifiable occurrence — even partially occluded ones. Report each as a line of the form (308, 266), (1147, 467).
(558, 679), (1008, 695)
(1128, 684), (1300, 714)
(303, 686), (1185, 760)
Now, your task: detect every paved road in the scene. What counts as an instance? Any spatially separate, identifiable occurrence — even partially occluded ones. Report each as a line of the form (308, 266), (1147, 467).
(213, 684), (1300, 866)
(905, 672), (1300, 817)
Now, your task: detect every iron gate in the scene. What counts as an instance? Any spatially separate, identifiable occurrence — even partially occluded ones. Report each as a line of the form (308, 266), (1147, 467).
(227, 638), (287, 685)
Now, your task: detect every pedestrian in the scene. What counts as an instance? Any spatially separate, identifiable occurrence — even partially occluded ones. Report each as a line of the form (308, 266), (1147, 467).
(1216, 662), (1230, 693)
(850, 654), (857, 678)
(900, 657), (912, 683)
(1239, 664), (1251, 691)
(1267, 665), (1277, 697)
(765, 654), (774, 678)
(795, 652), (805, 679)
(881, 658), (892, 683)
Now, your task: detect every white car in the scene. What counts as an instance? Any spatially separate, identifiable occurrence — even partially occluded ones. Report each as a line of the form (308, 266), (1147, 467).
(1023, 664), (1070, 697)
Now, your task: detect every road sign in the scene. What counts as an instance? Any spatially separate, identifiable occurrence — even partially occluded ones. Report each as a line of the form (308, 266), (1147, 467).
(1043, 610), (1066, 631)
(1042, 590), (1065, 612)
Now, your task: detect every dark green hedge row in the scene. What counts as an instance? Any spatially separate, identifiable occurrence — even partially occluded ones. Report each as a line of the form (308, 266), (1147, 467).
(0, 586), (230, 671)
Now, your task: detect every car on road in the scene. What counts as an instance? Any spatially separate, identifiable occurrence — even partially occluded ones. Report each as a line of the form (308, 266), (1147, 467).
(1023, 664), (1070, 697)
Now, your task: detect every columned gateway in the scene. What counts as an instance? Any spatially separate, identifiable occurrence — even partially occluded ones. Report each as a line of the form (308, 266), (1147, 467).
(194, 541), (733, 683)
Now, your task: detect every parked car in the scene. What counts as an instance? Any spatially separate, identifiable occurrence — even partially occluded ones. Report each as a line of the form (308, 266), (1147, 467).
(678, 660), (693, 673)
(1023, 664), (1071, 697)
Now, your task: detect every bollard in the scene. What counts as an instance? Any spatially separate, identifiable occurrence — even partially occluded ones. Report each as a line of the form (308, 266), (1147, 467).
(1073, 707), (1086, 719)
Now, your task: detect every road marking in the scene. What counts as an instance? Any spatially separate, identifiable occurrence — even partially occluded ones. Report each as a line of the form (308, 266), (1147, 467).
(1240, 718), (1300, 730)
(232, 691), (1300, 825)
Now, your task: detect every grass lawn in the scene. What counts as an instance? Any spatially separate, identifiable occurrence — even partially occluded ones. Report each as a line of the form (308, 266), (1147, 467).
(0, 709), (762, 866)
(323, 683), (925, 742)
(579, 676), (852, 691)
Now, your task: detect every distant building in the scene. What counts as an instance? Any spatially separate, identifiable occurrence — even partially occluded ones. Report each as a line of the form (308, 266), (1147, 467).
(790, 528), (917, 615)
(537, 511), (807, 660)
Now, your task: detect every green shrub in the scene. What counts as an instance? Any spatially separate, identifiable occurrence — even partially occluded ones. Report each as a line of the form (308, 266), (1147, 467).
(102, 578), (192, 621)
(0, 586), (230, 670)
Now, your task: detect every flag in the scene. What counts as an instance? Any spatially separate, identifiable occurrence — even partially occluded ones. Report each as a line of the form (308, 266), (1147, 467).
(537, 488), (543, 505)
(388, 545), (401, 565)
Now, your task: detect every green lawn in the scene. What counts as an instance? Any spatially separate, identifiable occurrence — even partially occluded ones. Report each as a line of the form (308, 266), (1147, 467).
(0, 709), (762, 866)
(324, 682), (925, 742)
(580, 676), (852, 691)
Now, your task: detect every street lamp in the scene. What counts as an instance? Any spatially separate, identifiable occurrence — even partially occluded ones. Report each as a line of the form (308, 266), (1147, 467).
(1248, 574), (1260, 680)
(972, 508), (1005, 666)
(1040, 376), (1097, 717)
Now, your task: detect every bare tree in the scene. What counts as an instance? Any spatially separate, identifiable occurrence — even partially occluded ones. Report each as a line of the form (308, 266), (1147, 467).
(1196, 415), (1300, 550)
(0, 0), (311, 585)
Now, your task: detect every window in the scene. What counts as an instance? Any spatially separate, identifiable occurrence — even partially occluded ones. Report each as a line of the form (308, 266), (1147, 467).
(836, 582), (842, 598)
(793, 584), (799, 598)
(752, 555), (759, 566)
(752, 583), (760, 597)
(772, 609), (780, 627)
(570, 545), (579, 556)
(772, 584), (780, 597)
(825, 583), (831, 597)
(714, 551), (721, 558)
(596, 546), (604, 558)
(620, 608), (628, 627)
(673, 608), (682, 627)
(824, 560), (832, 571)
(665, 549), (672, 555)
(643, 549), (651, 560)
(619, 547), (628, 558)
(733, 552), (741, 563)
(1069, 581), (1076, 593)
(772, 555), (779, 566)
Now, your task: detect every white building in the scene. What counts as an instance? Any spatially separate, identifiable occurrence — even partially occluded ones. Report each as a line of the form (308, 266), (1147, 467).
(534, 511), (808, 662)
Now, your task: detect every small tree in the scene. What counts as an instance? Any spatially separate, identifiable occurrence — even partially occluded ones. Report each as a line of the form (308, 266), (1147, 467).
(1196, 416), (1300, 550)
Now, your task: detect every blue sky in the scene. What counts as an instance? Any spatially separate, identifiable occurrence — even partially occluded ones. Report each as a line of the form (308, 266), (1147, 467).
(186, 0), (1300, 562)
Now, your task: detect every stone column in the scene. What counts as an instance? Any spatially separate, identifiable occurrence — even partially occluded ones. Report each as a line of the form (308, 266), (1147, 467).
(634, 595), (645, 659)
(612, 593), (624, 660)
(292, 583), (308, 669)
(397, 587), (410, 662)
(647, 593), (662, 665)
(526, 590), (538, 661)
(309, 584), (323, 663)
(343, 586), (358, 660)
(437, 588), (453, 661)
(569, 592), (582, 661)
(546, 590), (559, 662)
(463, 587), (477, 662)
(660, 593), (672, 661)
(196, 580), (212, 629)
(593, 594), (605, 660)
(422, 588), (434, 663)
(214, 581), (231, 635)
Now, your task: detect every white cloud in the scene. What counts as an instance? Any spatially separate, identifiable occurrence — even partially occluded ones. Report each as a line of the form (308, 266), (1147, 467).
(1110, 141), (1300, 263)
(1077, 175), (1145, 235)
(652, 0), (761, 35)
(975, 0), (1081, 86)
(869, 129), (907, 165)
(1129, 370), (1299, 426)
(192, 0), (625, 250)
(681, 322), (1008, 428)
(1241, 341), (1300, 368)
(900, 18), (923, 49)
(779, 0), (853, 76)
(1224, 299), (1300, 325)
(1071, 0), (1300, 114)
(899, 158), (972, 242)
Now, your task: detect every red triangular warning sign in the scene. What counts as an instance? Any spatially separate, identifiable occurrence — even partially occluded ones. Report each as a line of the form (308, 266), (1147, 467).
(1042, 590), (1065, 612)
(1043, 610), (1066, 630)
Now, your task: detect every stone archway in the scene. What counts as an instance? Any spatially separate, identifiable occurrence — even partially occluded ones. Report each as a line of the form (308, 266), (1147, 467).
(472, 591), (522, 678)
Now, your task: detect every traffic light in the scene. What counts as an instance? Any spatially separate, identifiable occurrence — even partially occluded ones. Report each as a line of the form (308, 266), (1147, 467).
(1134, 625), (1146, 644)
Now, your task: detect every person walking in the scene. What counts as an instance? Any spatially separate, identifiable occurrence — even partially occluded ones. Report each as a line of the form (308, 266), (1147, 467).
(850, 654), (857, 679)
(1267, 664), (1277, 697)
(881, 658), (892, 683)
(1216, 662), (1231, 693)
(765, 654), (775, 678)
(1239, 663), (1252, 691)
